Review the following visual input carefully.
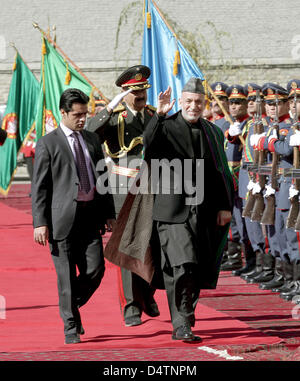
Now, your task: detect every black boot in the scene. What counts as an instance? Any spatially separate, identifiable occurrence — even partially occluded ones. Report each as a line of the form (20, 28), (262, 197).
(241, 250), (264, 280)
(259, 258), (284, 290)
(220, 241), (242, 271)
(272, 261), (293, 293)
(280, 262), (300, 301)
(221, 251), (228, 265)
(247, 252), (276, 284)
(232, 241), (256, 276)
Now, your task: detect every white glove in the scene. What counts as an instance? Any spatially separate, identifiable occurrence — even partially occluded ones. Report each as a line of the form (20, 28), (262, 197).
(268, 129), (278, 143)
(289, 184), (299, 199)
(252, 182), (262, 194)
(289, 130), (300, 146)
(250, 132), (266, 147)
(229, 122), (242, 136)
(264, 184), (276, 197)
(247, 180), (256, 191)
(105, 156), (112, 164)
(108, 88), (132, 110)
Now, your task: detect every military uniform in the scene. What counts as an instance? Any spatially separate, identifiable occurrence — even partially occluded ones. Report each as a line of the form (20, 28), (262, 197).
(87, 65), (159, 326)
(220, 85), (252, 271)
(232, 84), (268, 277)
(250, 83), (297, 290)
(259, 80), (300, 297)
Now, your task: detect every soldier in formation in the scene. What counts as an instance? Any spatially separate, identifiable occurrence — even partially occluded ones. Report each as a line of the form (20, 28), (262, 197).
(209, 78), (300, 303)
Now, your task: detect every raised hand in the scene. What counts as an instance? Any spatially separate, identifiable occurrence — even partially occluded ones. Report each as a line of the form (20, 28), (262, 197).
(157, 86), (176, 116)
(107, 88), (133, 111)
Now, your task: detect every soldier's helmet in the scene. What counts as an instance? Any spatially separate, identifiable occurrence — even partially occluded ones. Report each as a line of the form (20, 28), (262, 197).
(262, 83), (288, 103)
(226, 84), (248, 101)
(115, 65), (151, 91)
(287, 79), (300, 99)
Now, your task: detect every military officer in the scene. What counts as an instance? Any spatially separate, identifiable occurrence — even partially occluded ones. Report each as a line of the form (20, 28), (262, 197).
(249, 83), (295, 290)
(209, 82), (229, 128)
(259, 80), (300, 299)
(230, 84), (267, 277)
(220, 84), (252, 271)
(87, 65), (160, 327)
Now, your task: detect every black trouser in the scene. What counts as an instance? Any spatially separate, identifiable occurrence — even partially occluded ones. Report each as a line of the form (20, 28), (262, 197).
(157, 216), (201, 330)
(120, 268), (156, 319)
(49, 203), (105, 335)
(162, 262), (200, 330)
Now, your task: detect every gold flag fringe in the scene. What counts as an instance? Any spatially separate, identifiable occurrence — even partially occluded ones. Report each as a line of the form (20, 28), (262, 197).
(64, 61), (71, 85)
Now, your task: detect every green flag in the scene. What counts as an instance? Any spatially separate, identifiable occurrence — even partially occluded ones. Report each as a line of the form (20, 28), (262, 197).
(0, 53), (39, 195)
(35, 37), (93, 140)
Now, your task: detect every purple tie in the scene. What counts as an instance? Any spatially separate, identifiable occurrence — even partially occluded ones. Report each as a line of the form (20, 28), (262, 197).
(71, 132), (91, 193)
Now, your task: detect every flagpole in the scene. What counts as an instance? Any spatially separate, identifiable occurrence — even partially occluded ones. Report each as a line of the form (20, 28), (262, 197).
(152, 1), (177, 38)
(149, 2), (244, 145)
(32, 22), (109, 103)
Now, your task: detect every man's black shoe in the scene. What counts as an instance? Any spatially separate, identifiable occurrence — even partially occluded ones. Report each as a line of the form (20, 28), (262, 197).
(64, 333), (81, 344)
(172, 324), (201, 342)
(77, 324), (85, 335)
(125, 316), (142, 327)
(143, 302), (160, 317)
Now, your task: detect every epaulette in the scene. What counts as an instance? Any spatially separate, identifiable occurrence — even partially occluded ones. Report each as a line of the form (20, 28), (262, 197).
(112, 104), (126, 113)
(146, 105), (156, 111)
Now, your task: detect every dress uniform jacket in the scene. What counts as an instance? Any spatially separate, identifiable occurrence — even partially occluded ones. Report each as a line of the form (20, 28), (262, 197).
(87, 104), (156, 213)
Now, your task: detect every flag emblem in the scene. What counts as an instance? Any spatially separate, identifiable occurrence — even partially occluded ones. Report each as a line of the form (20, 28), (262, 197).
(45, 110), (58, 134)
(2, 113), (18, 139)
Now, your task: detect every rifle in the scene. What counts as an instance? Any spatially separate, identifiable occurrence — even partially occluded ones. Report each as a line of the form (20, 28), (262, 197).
(288, 90), (300, 229)
(242, 90), (261, 218)
(260, 91), (280, 225)
(250, 92), (267, 222)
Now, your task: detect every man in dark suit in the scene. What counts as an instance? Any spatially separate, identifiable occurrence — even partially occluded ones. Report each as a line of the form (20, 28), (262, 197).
(143, 79), (234, 341)
(31, 88), (115, 344)
(87, 65), (160, 327)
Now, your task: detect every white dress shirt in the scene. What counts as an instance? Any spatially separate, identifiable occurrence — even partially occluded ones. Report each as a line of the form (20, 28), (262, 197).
(60, 123), (95, 201)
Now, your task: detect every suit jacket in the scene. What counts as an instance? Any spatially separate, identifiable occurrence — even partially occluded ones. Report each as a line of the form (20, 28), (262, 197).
(31, 126), (115, 240)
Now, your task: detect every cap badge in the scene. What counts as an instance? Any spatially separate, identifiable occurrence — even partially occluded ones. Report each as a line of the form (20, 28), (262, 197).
(135, 73), (142, 81)
(292, 81), (297, 89)
(216, 83), (222, 91)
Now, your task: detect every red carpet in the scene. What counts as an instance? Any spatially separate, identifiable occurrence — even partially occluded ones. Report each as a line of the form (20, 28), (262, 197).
(0, 202), (282, 352)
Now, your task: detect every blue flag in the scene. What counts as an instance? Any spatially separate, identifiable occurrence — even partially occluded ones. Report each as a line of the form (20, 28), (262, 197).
(142, 0), (204, 112)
